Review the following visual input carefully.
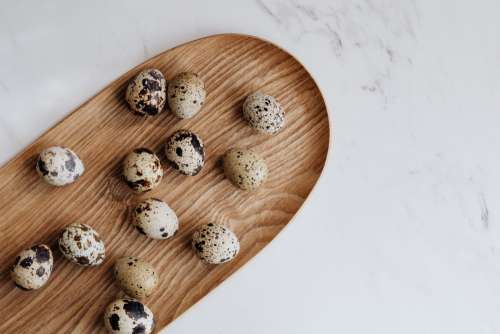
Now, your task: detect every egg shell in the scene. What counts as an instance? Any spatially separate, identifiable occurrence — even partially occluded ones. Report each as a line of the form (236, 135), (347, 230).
(165, 130), (204, 176)
(11, 244), (53, 290)
(122, 148), (163, 193)
(58, 223), (105, 266)
(192, 223), (240, 264)
(114, 257), (158, 299)
(133, 198), (179, 239)
(167, 72), (206, 119)
(222, 148), (268, 190)
(104, 298), (155, 334)
(125, 68), (167, 116)
(243, 92), (285, 134)
(36, 146), (84, 186)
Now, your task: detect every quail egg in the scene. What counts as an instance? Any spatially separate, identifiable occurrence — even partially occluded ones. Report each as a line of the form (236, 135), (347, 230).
(222, 148), (268, 190)
(165, 130), (204, 176)
(11, 244), (53, 290)
(125, 68), (167, 116)
(243, 92), (285, 134)
(104, 298), (155, 334)
(58, 223), (105, 266)
(167, 72), (206, 119)
(133, 198), (178, 239)
(36, 146), (84, 186)
(114, 257), (158, 299)
(192, 223), (240, 264)
(122, 148), (163, 193)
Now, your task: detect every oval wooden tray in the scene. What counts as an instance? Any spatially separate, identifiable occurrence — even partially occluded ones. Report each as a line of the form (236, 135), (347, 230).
(0, 34), (330, 333)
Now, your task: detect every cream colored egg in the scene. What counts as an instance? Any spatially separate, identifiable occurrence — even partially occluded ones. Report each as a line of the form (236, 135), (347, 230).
(222, 148), (268, 190)
(167, 72), (206, 119)
(114, 257), (158, 299)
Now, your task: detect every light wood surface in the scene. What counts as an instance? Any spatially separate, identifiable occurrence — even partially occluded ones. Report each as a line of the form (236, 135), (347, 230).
(0, 34), (330, 333)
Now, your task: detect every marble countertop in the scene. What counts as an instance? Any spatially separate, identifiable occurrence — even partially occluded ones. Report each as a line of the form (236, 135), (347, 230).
(1, 0), (499, 333)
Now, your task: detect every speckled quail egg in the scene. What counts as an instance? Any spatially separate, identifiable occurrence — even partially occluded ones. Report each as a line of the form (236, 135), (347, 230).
(122, 148), (163, 193)
(36, 146), (84, 186)
(125, 68), (167, 116)
(104, 298), (155, 334)
(11, 244), (53, 290)
(222, 148), (268, 190)
(192, 223), (240, 264)
(165, 130), (204, 176)
(58, 223), (105, 266)
(167, 72), (206, 119)
(243, 92), (285, 134)
(114, 257), (158, 299)
(133, 198), (178, 239)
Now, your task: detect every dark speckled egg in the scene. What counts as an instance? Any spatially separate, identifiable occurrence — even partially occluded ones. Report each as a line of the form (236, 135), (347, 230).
(164, 130), (204, 176)
(58, 223), (105, 266)
(104, 298), (155, 334)
(125, 68), (167, 116)
(36, 146), (84, 186)
(11, 244), (53, 290)
(133, 198), (178, 239)
(243, 92), (285, 134)
(122, 148), (163, 193)
(192, 223), (240, 264)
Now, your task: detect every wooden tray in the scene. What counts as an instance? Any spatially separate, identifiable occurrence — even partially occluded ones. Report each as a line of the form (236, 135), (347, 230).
(0, 34), (330, 333)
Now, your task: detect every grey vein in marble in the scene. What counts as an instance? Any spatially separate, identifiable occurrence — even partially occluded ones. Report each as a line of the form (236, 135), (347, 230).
(479, 192), (490, 229)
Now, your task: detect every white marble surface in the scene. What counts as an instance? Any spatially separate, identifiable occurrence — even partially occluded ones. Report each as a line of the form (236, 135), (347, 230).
(1, 0), (500, 333)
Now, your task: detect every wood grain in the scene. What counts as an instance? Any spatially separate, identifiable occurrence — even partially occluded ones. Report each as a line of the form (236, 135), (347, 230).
(0, 34), (330, 333)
